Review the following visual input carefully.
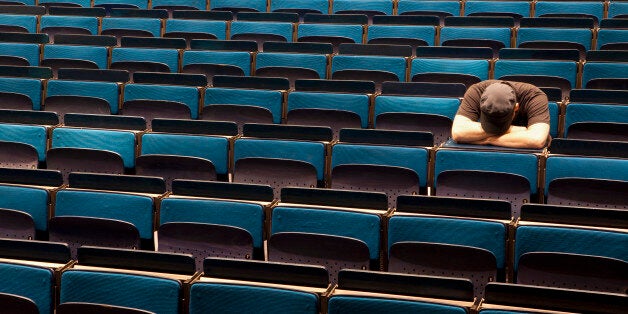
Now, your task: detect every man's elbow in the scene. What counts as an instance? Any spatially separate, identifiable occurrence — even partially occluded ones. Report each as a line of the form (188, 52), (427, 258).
(527, 135), (550, 149)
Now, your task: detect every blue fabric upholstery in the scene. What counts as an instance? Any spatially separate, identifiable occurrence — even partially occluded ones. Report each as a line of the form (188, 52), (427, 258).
(40, 15), (99, 34)
(333, 0), (393, 15)
(596, 29), (628, 50)
(0, 14), (38, 33)
(271, 0), (329, 13)
(272, 206), (382, 260)
(0, 185), (49, 232)
(43, 44), (109, 69)
(388, 215), (507, 269)
(298, 24), (364, 44)
(111, 47), (180, 73)
(204, 87), (283, 123)
(331, 55), (407, 82)
(375, 95), (460, 120)
(564, 103), (628, 136)
(548, 102), (559, 138)
(234, 138), (326, 180)
(211, 0), (267, 12)
(51, 127), (137, 168)
(331, 143), (430, 188)
(441, 27), (512, 48)
(397, 0), (460, 15)
(190, 282), (318, 314)
(0, 77), (42, 109)
(0, 123), (47, 161)
(328, 296), (468, 314)
(231, 21), (294, 42)
(152, 0), (206, 10)
(514, 225), (628, 270)
(141, 133), (229, 175)
(411, 58), (489, 81)
(124, 83), (200, 119)
(183, 50), (252, 76)
(516, 28), (593, 51)
(494, 60), (578, 89)
(93, 0), (147, 9)
(256, 52), (328, 79)
(609, 1), (628, 18)
(46, 79), (119, 113)
(434, 150), (538, 192)
(367, 25), (436, 46)
(160, 198), (264, 249)
(39, 0), (91, 6)
(544, 156), (628, 194)
(582, 62), (628, 87)
(464, 1), (531, 17)
(60, 270), (181, 314)
(55, 190), (154, 239)
(0, 263), (54, 314)
(535, 2), (604, 22)
(101, 17), (162, 37)
(287, 91), (370, 128)
(165, 19), (227, 40)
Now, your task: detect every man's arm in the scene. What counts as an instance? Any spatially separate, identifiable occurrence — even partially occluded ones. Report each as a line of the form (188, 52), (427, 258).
(451, 114), (493, 143)
(477, 122), (551, 149)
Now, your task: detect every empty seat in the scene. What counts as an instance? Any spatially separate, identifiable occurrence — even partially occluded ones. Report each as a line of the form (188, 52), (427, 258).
(110, 46), (179, 74)
(44, 79), (120, 120)
(202, 76), (286, 131)
(515, 204), (628, 293)
(0, 76), (42, 110)
(328, 270), (475, 313)
(121, 82), (200, 126)
(255, 42), (330, 83)
(389, 195), (512, 298)
(0, 239), (70, 314)
(48, 126), (136, 181)
(330, 129), (432, 208)
(0, 42), (41, 67)
(137, 119), (234, 188)
(297, 14), (365, 52)
(210, 0), (267, 13)
(100, 16), (162, 43)
(367, 15), (438, 49)
(563, 89), (628, 140)
(582, 50), (628, 89)
(164, 18), (227, 47)
(93, 0), (148, 11)
(0, 13), (37, 33)
(191, 258), (330, 314)
(286, 86), (370, 138)
(230, 20), (294, 50)
(42, 44), (108, 78)
(270, 0), (329, 17)
(332, 0), (393, 23)
(534, 1), (604, 26)
(39, 14), (98, 41)
(434, 148), (540, 218)
(440, 16), (514, 56)
(232, 124), (329, 199)
(397, 0), (461, 26)
(159, 187), (266, 269)
(269, 188), (387, 283)
(464, 0), (531, 22)
(374, 82), (464, 145)
(0, 122), (49, 166)
(516, 17), (594, 59)
(0, 168), (63, 238)
(411, 46), (493, 82)
(182, 40), (255, 81)
(152, 0), (206, 11)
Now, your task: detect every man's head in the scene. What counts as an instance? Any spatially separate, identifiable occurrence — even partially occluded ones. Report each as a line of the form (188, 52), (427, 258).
(479, 81), (519, 134)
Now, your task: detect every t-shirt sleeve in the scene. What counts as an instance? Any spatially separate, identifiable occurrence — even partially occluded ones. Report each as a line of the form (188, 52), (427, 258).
(523, 89), (550, 127)
(456, 82), (484, 121)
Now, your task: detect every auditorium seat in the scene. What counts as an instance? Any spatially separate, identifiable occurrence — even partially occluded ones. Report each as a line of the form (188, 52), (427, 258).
(255, 41), (331, 85)
(534, 1), (604, 27)
(202, 76), (286, 131)
(43, 78), (120, 120)
(269, 187), (388, 282)
(210, 0), (267, 14)
(270, 0), (329, 19)
(328, 270), (476, 313)
(232, 124), (330, 199)
(411, 46), (492, 83)
(516, 17), (593, 60)
(60, 246), (194, 314)
(100, 16), (162, 44)
(514, 204), (628, 293)
(41, 43), (108, 77)
(297, 13), (366, 52)
(0, 12), (37, 33)
(397, 0), (460, 26)
(0, 168), (63, 239)
(286, 79), (372, 138)
(563, 89), (628, 140)
(182, 39), (255, 82)
(137, 119), (235, 188)
(388, 195), (512, 297)
(374, 81), (464, 144)
(332, 0), (393, 23)
(478, 282), (628, 313)
(190, 258), (330, 313)
(110, 46), (179, 74)
(434, 146), (541, 218)
(39, 13), (99, 42)
(440, 16), (514, 57)
(121, 80), (200, 126)
(330, 128), (432, 208)
(230, 13), (296, 50)
(582, 50), (628, 89)
(464, 0), (531, 23)
(0, 238), (71, 314)
(0, 110), (55, 165)
(0, 42), (40, 66)
(163, 16), (227, 47)
(159, 180), (272, 268)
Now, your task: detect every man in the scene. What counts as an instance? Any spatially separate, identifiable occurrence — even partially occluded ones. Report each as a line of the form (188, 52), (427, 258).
(451, 80), (551, 149)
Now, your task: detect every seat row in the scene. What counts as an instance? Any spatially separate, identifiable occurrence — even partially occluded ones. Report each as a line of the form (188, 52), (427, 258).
(1, 242), (625, 314)
(3, 0), (628, 21)
(1, 172), (626, 295)
(1, 113), (627, 209)
(2, 9), (627, 52)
